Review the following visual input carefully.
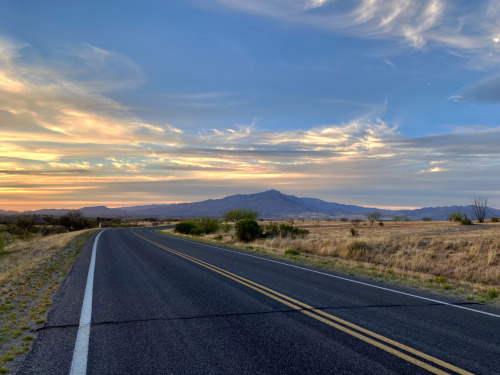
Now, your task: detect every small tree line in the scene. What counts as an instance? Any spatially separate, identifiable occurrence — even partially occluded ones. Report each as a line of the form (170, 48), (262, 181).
(174, 209), (309, 242)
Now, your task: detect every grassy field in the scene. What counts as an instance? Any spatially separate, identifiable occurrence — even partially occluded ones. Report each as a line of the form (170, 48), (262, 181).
(161, 220), (500, 305)
(0, 230), (95, 374)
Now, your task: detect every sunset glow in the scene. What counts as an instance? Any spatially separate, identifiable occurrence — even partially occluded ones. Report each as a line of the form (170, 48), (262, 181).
(1, 1), (499, 211)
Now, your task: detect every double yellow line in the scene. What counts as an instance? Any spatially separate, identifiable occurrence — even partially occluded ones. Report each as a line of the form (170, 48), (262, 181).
(133, 231), (472, 375)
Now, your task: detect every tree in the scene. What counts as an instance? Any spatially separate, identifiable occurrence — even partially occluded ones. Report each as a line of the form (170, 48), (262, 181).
(222, 209), (259, 222)
(59, 210), (87, 231)
(471, 197), (488, 223)
(235, 219), (262, 242)
(365, 211), (381, 227)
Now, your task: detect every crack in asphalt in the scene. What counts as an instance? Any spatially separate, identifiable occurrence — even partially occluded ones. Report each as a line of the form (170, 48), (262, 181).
(35, 301), (482, 332)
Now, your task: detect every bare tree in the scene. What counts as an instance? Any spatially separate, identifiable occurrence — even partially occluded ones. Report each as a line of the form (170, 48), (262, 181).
(471, 197), (488, 223)
(365, 211), (381, 227)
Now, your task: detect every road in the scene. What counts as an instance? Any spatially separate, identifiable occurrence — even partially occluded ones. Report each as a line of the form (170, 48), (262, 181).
(19, 227), (500, 374)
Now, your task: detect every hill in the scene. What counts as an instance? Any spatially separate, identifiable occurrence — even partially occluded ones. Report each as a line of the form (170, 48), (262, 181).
(2, 190), (499, 220)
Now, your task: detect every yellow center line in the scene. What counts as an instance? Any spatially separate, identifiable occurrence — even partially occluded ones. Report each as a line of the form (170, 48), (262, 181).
(133, 231), (473, 375)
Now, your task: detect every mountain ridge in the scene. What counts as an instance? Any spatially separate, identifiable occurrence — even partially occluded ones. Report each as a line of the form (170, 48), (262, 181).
(1, 190), (498, 221)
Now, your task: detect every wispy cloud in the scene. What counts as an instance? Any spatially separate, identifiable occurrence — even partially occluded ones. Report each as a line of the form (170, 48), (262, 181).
(213, 0), (500, 65)
(1, 34), (499, 209)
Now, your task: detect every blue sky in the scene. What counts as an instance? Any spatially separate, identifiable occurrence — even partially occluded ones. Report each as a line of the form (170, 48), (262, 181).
(1, 0), (499, 210)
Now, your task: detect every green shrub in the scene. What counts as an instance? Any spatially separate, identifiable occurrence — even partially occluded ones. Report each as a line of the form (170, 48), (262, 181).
(214, 235), (223, 241)
(235, 219), (262, 242)
(263, 222), (280, 237)
(490, 217), (499, 223)
(189, 226), (205, 236)
(378, 222), (384, 226)
(222, 209), (259, 222)
(447, 212), (463, 222)
(284, 248), (300, 256)
(488, 288), (499, 298)
(350, 228), (359, 236)
(461, 217), (473, 225)
(196, 217), (220, 234)
(174, 220), (198, 234)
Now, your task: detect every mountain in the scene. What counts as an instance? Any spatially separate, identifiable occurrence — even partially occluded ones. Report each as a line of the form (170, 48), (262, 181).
(2, 190), (499, 220)
(0, 209), (20, 215)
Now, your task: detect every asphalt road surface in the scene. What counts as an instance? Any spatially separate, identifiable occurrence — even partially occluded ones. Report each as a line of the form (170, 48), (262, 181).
(19, 227), (500, 374)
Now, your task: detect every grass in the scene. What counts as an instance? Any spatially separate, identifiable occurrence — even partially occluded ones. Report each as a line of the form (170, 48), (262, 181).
(159, 220), (500, 306)
(0, 230), (95, 374)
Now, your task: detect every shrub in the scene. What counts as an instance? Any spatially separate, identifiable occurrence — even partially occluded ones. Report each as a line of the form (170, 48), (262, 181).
(490, 217), (499, 223)
(189, 227), (205, 236)
(196, 217), (220, 234)
(222, 209), (259, 222)
(378, 222), (384, 226)
(214, 235), (223, 241)
(284, 248), (300, 256)
(421, 217), (433, 222)
(351, 219), (362, 227)
(447, 212), (463, 222)
(350, 228), (359, 236)
(263, 222), (280, 237)
(339, 217), (349, 222)
(488, 288), (499, 298)
(461, 217), (473, 225)
(235, 219), (262, 242)
(174, 220), (198, 234)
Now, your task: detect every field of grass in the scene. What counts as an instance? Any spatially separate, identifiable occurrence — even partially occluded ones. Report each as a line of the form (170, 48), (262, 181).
(0, 230), (95, 374)
(161, 220), (500, 305)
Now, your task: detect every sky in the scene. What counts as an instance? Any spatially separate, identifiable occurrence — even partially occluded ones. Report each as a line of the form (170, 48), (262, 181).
(1, 0), (499, 211)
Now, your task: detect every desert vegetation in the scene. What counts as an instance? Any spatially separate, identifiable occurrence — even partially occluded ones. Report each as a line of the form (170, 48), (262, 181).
(0, 229), (94, 373)
(163, 213), (500, 304)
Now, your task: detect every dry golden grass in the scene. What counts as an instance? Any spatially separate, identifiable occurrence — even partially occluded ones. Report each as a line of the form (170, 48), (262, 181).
(0, 231), (90, 287)
(257, 221), (500, 287)
(166, 220), (500, 296)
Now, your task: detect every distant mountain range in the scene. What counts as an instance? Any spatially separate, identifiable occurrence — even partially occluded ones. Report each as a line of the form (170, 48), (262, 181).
(2, 190), (499, 221)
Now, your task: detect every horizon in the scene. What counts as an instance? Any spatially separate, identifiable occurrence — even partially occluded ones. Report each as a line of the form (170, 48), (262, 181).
(2, 189), (498, 213)
(1, 1), (499, 211)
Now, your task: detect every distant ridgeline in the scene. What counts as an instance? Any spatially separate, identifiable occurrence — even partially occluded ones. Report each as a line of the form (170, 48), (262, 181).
(2, 190), (499, 221)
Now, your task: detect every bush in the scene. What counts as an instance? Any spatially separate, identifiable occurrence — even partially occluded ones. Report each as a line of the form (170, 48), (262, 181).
(196, 217), (220, 234)
(488, 288), (499, 298)
(378, 222), (384, 226)
(174, 220), (198, 234)
(189, 226), (205, 236)
(350, 228), (359, 236)
(284, 248), (300, 256)
(235, 219), (262, 242)
(421, 217), (433, 222)
(447, 212), (463, 222)
(490, 217), (499, 223)
(461, 217), (473, 225)
(339, 217), (349, 222)
(222, 209), (259, 222)
(263, 222), (280, 237)
(279, 224), (295, 238)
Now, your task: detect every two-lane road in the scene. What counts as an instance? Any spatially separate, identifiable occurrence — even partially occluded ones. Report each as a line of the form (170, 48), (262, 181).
(20, 227), (500, 374)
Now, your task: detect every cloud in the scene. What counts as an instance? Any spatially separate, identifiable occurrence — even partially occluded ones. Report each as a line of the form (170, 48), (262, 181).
(213, 0), (500, 65)
(454, 75), (500, 103)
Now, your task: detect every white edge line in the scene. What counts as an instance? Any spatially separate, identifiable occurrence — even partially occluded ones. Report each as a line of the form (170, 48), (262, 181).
(70, 230), (106, 375)
(151, 230), (500, 319)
